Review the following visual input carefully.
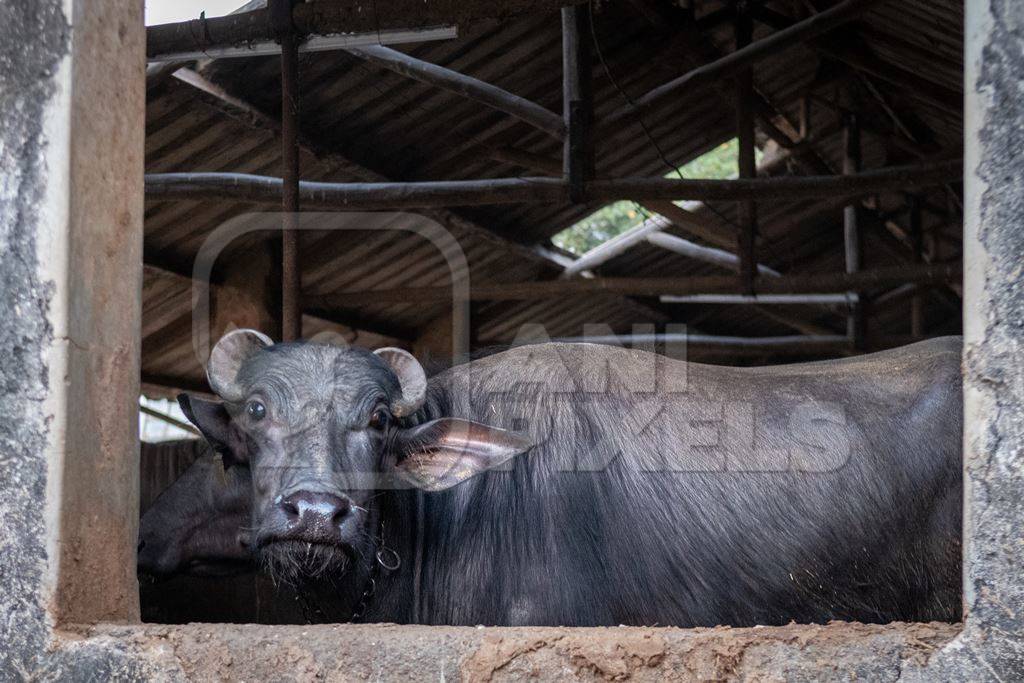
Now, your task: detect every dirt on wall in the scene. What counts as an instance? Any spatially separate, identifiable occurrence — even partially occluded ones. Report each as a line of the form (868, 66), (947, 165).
(67, 620), (959, 682)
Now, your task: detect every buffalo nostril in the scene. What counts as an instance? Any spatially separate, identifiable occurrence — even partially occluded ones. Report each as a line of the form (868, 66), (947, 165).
(277, 494), (300, 519)
(279, 491), (352, 541)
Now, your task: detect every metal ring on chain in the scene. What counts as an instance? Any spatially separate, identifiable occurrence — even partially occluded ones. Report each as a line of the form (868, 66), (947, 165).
(376, 546), (401, 571)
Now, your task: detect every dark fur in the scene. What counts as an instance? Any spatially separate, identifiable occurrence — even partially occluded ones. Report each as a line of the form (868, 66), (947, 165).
(178, 337), (963, 627)
(137, 451), (253, 577)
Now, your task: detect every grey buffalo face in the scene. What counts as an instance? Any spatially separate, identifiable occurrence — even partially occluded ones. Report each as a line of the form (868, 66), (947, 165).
(178, 330), (531, 583)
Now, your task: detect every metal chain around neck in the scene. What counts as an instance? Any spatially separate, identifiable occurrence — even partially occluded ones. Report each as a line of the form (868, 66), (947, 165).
(350, 521), (401, 623)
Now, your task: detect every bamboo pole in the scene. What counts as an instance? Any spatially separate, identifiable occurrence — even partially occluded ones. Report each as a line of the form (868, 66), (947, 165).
(144, 159), (962, 208)
(647, 232), (780, 277)
(274, 0), (302, 342)
(551, 333), (850, 350)
(304, 263), (961, 306)
(660, 293), (856, 306)
(843, 113), (864, 348)
(140, 404), (201, 435)
(146, 0), (587, 60)
(562, 4), (593, 202)
(346, 45), (565, 139)
(735, 4), (757, 295)
(603, 0), (885, 126)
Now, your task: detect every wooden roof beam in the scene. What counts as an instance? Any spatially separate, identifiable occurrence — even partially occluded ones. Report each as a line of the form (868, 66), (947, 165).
(604, 0), (887, 127)
(345, 46), (565, 139)
(144, 159), (963, 208)
(151, 67), (669, 327)
(626, 0), (834, 176)
(147, 0), (588, 60)
(308, 263), (961, 306)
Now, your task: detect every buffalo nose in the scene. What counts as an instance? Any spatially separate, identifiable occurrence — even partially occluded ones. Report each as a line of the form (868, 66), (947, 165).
(278, 491), (351, 543)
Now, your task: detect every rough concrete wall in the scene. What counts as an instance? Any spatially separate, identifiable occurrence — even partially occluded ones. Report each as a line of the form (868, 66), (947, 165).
(67, 621), (964, 682)
(0, 0), (70, 676)
(944, 0), (1024, 677)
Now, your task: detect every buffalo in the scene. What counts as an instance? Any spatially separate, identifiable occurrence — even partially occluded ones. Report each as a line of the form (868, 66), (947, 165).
(166, 330), (962, 626)
(137, 450), (252, 577)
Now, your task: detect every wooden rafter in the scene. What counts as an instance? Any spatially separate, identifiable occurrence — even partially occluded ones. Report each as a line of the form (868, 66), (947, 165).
(346, 46), (565, 139)
(604, 0), (886, 127)
(306, 263), (961, 306)
(148, 65), (668, 332)
(147, 0), (589, 60)
(144, 159), (961, 208)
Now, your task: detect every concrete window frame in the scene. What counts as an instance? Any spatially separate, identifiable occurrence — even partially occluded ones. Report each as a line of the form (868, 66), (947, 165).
(2, 0), (1021, 679)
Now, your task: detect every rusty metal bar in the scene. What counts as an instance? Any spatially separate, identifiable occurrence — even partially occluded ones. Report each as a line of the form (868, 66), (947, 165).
(562, 4), (593, 203)
(273, 0), (302, 342)
(735, 3), (757, 296)
(139, 403), (201, 435)
(843, 112), (864, 348)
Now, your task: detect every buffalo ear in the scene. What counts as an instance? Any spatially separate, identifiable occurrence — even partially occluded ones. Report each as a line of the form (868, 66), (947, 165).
(392, 418), (532, 492)
(207, 328), (273, 402)
(178, 394), (244, 465)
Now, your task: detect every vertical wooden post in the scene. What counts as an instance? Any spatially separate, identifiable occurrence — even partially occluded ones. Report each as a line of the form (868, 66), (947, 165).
(274, 0), (302, 341)
(909, 195), (925, 338)
(735, 3), (757, 295)
(843, 112), (865, 348)
(562, 4), (593, 203)
(799, 94), (811, 140)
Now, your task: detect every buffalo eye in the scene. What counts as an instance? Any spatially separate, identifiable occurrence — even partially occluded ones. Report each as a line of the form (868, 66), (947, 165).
(368, 408), (389, 431)
(246, 400), (266, 421)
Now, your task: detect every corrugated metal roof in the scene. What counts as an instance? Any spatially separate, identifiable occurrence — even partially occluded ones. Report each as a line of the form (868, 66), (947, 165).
(142, 0), (964, 389)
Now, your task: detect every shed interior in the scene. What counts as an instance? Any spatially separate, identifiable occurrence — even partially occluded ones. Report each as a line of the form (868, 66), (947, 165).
(139, 0), (964, 624)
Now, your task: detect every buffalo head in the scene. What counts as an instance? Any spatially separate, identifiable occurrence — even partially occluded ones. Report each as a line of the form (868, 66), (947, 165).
(137, 451), (253, 577)
(178, 330), (531, 583)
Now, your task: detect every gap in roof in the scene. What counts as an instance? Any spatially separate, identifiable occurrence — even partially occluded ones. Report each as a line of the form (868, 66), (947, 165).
(146, 0), (243, 26)
(552, 139), (760, 256)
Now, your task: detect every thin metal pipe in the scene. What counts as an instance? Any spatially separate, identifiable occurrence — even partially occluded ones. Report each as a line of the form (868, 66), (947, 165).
(660, 293), (857, 306)
(140, 404), (201, 435)
(277, 3), (302, 342)
(843, 112), (864, 348)
(551, 333), (850, 348)
(735, 3), (757, 295)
